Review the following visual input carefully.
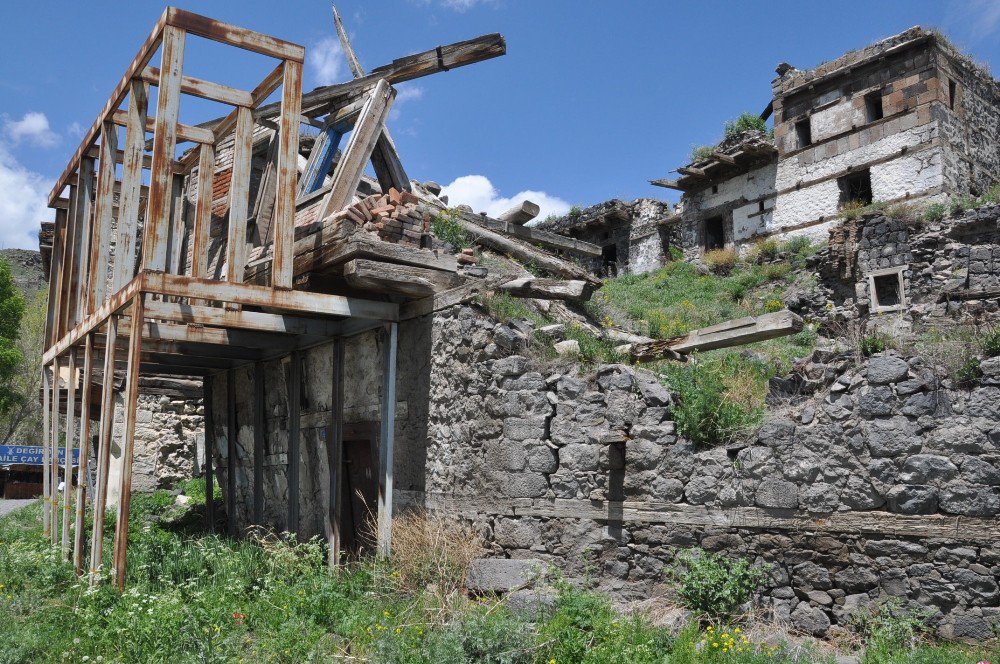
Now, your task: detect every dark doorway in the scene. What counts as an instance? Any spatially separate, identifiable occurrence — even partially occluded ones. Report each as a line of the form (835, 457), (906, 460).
(839, 169), (873, 206)
(703, 216), (725, 251)
(339, 426), (378, 558)
(601, 244), (618, 277)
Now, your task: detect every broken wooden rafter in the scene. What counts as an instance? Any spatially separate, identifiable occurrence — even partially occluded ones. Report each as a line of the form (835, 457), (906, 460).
(677, 166), (708, 178)
(344, 258), (463, 297)
(497, 200), (540, 226)
(627, 310), (804, 362)
(499, 277), (592, 302)
(649, 178), (683, 191)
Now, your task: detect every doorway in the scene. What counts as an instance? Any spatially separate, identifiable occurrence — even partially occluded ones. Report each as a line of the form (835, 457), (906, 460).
(338, 424), (378, 558)
(704, 216), (725, 251)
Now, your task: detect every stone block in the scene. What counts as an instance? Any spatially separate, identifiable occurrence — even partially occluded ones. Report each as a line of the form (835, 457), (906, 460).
(939, 482), (1000, 517)
(503, 417), (548, 442)
(899, 454), (958, 484)
(466, 558), (548, 593)
(756, 479), (799, 509)
(867, 356), (910, 385)
(886, 484), (938, 514)
(791, 602), (831, 636)
(553, 340), (580, 357)
(559, 443), (601, 471)
(504, 589), (557, 619)
(493, 355), (529, 377)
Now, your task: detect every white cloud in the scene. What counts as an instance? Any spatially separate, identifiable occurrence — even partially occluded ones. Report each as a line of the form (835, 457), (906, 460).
(0, 143), (52, 250)
(440, 174), (571, 222)
(388, 84), (424, 121)
(946, 0), (1000, 45)
(308, 37), (346, 87)
(439, 0), (497, 11)
(3, 112), (59, 148)
(66, 121), (85, 139)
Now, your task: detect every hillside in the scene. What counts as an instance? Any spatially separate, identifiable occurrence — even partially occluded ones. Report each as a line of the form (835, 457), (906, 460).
(0, 248), (45, 299)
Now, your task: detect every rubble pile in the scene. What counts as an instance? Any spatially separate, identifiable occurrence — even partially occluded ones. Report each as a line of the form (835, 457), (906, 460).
(344, 188), (429, 248)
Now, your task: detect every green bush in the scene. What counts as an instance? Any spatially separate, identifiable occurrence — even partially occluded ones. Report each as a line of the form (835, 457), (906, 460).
(431, 209), (472, 250)
(852, 599), (931, 664)
(690, 144), (717, 162)
(746, 237), (779, 264)
(923, 202), (947, 223)
(703, 248), (738, 275)
(858, 333), (891, 357)
(956, 357), (982, 384)
(724, 112), (768, 138)
(981, 325), (1000, 358)
(673, 550), (765, 619)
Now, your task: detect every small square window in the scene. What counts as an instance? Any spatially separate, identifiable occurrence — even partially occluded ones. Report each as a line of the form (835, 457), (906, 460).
(867, 267), (907, 312)
(758, 200), (766, 214)
(712, 184), (719, 194)
(949, 79), (958, 110)
(795, 119), (812, 148)
(839, 169), (873, 206)
(864, 91), (884, 123)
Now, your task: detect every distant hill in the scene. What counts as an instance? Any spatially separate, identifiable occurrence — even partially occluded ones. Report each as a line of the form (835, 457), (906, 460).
(0, 248), (46, 300)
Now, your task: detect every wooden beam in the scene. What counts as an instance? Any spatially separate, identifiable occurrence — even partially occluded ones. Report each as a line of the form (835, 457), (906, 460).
(61, 349), (77, 561)
(44, 209), (67, 347)
(72, 335), (95, 575)
(326, 337), (344, 568)
(464, 211), (602, 258)
(677, 166), (707, 178)
(165, 7), (305, 62)
(204, 375), (216, 533)
(88, 123), (119, 311)
(497, 200), (540, 226)
(166, 173), (187, 277)
(226, 370), (237, 537)
(498, 277), (592, 302)
(628, 310), (804, 362)
(226, 106), (254, 284)
(70, 157), (96, 324)
(110, 109), (213, 145)
(343, 259), (463, 297)
(50, 356), (61, 546)
(58, 187), (79, 338)
(143, 299), (344, 337)
(112, 294), (145, 590)
(252, 363), (265, 526)
(41, 365), (51, 538)
(111, 81), (149, 292)
(272, 60), (302, 289)
(89, 316), (117, 584)
(140, 66), (253, 107)
(712, 152), (737, 165)
(649, 178), (684, 191)
(44, 272), (142, 364)
(318, 80), (395, 220)
(191, 144), (215, 278)
(287, 351), (301, 533)
(297, 125), (342, 197)
(252, 133), (279, 245)
(377, 322), (398, 558)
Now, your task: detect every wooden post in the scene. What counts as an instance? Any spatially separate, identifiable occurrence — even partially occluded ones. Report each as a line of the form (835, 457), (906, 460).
(41, 365), (51, 537)
(112, 294), (145, 590)
(73, 334), (95, 575)
(88, 122), (119, 311)
(111, 80), (149, 292)
(70, 157), (96, 324)
(142, 25), (185, 273)
(226, 369), (238, 536)
(325, 338), (344, 568)
(90, 316), (118, 583)
(50, 356), (61, 546)
(61, 348), (77, 560)
(252, 363), (265, 525)
(44, 209), (66, 347)
(166, 173), (187, 277)
(286, 351), (301, 534)
(59, 185), (79, 338)
(191, 144), (215, 279)
(376, 322), (397, 558)
(203, 375), (215, 533)
(272, 61), (302, 289)
(226, 107), (254, 285)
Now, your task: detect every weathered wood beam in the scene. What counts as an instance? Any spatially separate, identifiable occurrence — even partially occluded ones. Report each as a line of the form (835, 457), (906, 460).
(49, 356), (62, 546)
(226, 370), (237, 537)
(497, 200), (540, 226)
(226, 106), (254, 284)
(165, 8), (304, 61)
(111, 81), (149, 292)
(272, 60), (303, 289)
(204, 375), (215, 533)
(88, 123), (119, 311)
(712, 152), (737, 165)
(89, 316), (117, 584)
(628, 310), (804, 362)
(61, 349), (77, 561)
(143, 299), (345, 337)
(72, 335), (95, 575)
(326, 337), (344, 568)
(677, 166), (708, 178)
(140, 66), (253, 107)
(191, 144), (215, 278)
(649, 178), (683, 191)
(465, 211), (602, 258)
(109, 109), (213, 145)
(287, 351), (302, 533)
(41, 366), (52, 538)
(498, 277), (592, 302)
(377, 322), (398, 558)
(343, 258), (463, 297)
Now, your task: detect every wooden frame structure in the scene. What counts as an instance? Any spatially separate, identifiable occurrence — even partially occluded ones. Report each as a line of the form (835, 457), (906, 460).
(37, 8), (403, 590)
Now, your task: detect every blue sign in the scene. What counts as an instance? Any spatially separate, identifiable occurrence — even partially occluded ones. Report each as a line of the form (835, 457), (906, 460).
(0, 445), (80, 467)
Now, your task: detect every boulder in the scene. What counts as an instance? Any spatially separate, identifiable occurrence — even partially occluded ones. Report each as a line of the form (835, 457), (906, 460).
(553, 340), (580, 357)
(466, 558), (548, 593)
(791, 602), (831, 636)
(867, 356), (910, 385)
(756, 479), (799, 509)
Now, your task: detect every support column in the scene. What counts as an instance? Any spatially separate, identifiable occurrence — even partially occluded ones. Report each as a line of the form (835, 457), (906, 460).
(203, 375), (215, 533)
(90, 316), (118, 583)
(325, 338), (344, 569)
(226, 369), (237, 537)
(73, 334), (95, 575)
(252, 363), (265, 525)
(62, 349), (77, 560)
(50, 356), (61, 546)
(286, 351), (301, 534)
(377, 322), (398, 558)
(42, 364), (51, 538)
(112, 294), (145, 590)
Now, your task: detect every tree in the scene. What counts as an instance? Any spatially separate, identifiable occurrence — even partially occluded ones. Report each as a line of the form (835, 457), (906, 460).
(0, 257), (26, 430)
(0, 289), (46, 445)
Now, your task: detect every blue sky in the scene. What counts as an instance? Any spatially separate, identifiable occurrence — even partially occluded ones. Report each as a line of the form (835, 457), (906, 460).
(1, 0), (999, 249)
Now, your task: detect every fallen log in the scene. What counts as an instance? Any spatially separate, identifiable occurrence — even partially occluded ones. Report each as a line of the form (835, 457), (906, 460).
(497, 200), (540, 226)
(469, 212), (601, 258)
(344, 259), (463, 297)
(499, 277), (592, 302)
(628, 310), (804, 362)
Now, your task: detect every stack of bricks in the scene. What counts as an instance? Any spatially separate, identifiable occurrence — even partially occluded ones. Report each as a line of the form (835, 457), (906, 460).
(345, 188), (430, 248)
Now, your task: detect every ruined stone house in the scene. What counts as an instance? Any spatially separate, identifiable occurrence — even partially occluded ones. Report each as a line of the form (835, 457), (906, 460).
(654, 26), (1000, 257)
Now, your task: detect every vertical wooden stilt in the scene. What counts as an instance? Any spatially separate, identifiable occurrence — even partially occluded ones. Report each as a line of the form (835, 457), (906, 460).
(73, 334), (95, 575)
(42, 364), (51, 538)
(252, 363), (264, 525)
(50, 356), (62, 546)
(226, 369), (238, 537)
(112, 295), (144, 590)
(61, 349), (78, 560)
(325, 338), (344, 569)
(203, 375), (215, 533)
(90, 317), (118, 583)
(377, 323), (398, 558)
(286, 351), (301, 534)
(272, 60), (302, 289)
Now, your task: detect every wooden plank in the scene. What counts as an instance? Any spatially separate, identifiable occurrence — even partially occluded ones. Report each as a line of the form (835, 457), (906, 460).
(343, 258), (463, 297)
(325, 337), (344, 568)
(72, 335), (95, 575)
(226, 370), (237, 537)
(399, 279), (488, 320)
(251, 133), (279, 246)
(272, 60), (303, 289)
(111, 81), (149, 292)
(44, 272), (142, 364)
(61, 348), (77, 561)
(376, 322), (398, 558)
(110, 109), (213, 145)
(89, 316), (117, 583)
(44, 209), (67, 346)
(165, 7), (305, 62)
(628, 310), (805, 362)
(677, 166), (707, 178)
(649, 178), (684, 190)
(252, 363), (265, 525)
(42, 365), (51, 538)
(143, 299), (344, 336)
(70, 157), (96, 324)
(287, 351), (301, 533)
(226, 106), (254, 283)
(317, 80), (395, 220)
(50, 356), (61, 546)
(251, 63), (286, 107)
(58, 188), (79, 339)
(47, 8), (167, 205)
(191, 144), (215, 278)
(166, 174), (187, 277)
(140, 66), (253, 107)
(204, 375), (215, 533)
(112, 294), (144, 591)
(497, 200), (540, 226)
(89, 123), (119, 310)
(464, 212), (602, 257)
(297, 125), (342, 197)
(143, 273), (399, 321)
(498, 277), (592, 302)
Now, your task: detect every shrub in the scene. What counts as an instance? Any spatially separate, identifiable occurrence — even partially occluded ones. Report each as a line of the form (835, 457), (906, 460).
(703, 248), (738, 275)
(923, 202), (947, 223)
(723, 112), (768, 138)
(388, 510), (484, 596)
(839, 199), (868, 220)
(746, 237), (779, 263)
(858, 332), (890, 357)
(956, 357), (982, 385)
(673, 550), (765, 619)
(567, 205), (583, 220)
(763, 297), (785, 313)
(981, 325), (1000, 358)
(690, 144), (717, 162)
(431, 209), (471, 250)
(886, 202), (920, 224)
(852, 599), (930, 664)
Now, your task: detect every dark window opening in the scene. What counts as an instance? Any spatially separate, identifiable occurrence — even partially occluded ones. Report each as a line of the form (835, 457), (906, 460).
(704, 216), (725, 251)
(711, 184), (719, 194)
(864, 91), (884, 123)
(839, 170), (873, 206)
(795, 119), (812, 148)
(758, 200), (766, 214)
(873, 273), (901, 308)
(949, 79), (958, 110)
(601, 244), (618, 277)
